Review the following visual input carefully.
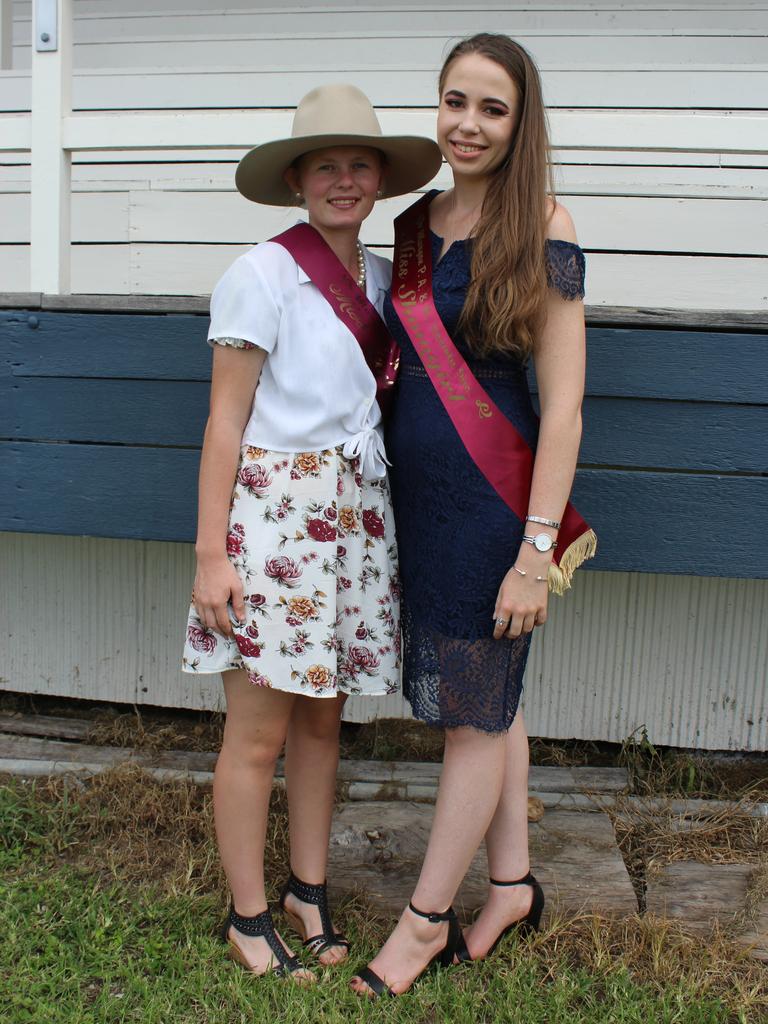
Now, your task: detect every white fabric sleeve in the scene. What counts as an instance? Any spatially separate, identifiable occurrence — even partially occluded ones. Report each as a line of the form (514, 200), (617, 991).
(206, 254), (281, 353)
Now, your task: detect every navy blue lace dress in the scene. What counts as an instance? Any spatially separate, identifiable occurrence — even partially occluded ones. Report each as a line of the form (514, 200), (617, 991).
(383, 223), (585, 733)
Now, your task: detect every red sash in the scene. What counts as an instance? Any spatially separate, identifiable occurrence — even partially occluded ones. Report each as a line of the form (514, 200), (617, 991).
(271, 223), (399, 417)
(391, 193), (596, 593)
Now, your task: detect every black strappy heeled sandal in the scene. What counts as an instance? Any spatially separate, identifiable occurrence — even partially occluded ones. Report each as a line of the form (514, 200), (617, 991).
(455, 871), (545, 964)
(353, 902), (461, 998)
(220, 905), (313, 981)
(278, 872), (350, 964)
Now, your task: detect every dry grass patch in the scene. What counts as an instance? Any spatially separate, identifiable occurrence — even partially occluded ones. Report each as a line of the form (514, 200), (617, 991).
(12, 764), (290, 901)
(85, 706), (224, 753)
(533, 908), (768, 1016)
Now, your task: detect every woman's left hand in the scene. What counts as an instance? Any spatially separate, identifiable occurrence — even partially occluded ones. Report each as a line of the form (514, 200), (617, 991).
(492, 562), (549, 640)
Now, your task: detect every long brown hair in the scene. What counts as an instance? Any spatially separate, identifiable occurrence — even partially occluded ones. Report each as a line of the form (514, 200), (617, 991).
(439, 34), (554, 359)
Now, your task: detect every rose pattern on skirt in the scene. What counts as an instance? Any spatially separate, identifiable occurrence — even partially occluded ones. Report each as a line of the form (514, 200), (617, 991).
(237, 462), (273, 497)
(182, 445), (399, 698)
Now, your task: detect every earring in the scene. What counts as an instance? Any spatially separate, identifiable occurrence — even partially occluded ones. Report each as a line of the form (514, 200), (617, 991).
(376, 189), (383, 198)
(295, 192), (303, 201)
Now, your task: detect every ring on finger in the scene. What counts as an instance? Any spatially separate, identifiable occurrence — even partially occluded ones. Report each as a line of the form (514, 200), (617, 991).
(496, 617), (508, 627)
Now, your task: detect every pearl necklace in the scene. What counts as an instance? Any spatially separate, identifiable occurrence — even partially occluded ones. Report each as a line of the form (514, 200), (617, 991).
(356, 242), (366, 290)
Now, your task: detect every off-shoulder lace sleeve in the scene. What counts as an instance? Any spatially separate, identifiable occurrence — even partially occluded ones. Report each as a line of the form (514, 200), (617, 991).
(545, 239), (586, 300)
(210, 336), (259, 350)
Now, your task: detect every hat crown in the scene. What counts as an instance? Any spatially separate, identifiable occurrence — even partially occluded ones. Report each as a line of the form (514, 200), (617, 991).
(291, 83), (383, 141)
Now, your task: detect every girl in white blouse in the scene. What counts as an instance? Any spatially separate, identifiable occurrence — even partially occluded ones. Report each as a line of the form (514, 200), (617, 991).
(181, 84), (440, 982)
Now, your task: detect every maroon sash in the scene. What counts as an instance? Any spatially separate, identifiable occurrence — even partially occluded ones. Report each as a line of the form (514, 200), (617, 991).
(391, 193), (596, 593)
(271, 223), (399, 416)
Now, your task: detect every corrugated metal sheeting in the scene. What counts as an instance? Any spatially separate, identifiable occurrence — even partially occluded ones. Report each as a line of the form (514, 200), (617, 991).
(2, 532), (765, 750)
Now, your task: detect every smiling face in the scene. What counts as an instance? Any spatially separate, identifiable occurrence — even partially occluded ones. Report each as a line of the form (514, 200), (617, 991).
(437, 53), (520, 181)
(284, 146), (383, 233)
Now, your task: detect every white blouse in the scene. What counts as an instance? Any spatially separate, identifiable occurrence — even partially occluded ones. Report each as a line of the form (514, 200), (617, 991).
(207, 237), (392, 480)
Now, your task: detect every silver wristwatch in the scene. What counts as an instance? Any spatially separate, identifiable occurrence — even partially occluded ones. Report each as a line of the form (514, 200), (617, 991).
(522, 532), (557, 553)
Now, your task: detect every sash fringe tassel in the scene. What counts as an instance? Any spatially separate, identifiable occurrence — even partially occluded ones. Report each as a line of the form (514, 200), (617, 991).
(548, 529), (598, 595)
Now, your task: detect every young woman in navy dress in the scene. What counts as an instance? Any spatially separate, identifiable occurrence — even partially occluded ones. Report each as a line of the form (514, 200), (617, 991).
(352, 35), (592, 997)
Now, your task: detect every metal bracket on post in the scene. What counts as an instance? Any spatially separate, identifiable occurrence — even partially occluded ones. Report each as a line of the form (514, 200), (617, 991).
(35, 0), (57, 51)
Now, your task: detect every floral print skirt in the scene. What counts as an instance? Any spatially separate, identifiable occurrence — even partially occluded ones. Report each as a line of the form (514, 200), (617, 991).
(182, 445), (401, 698)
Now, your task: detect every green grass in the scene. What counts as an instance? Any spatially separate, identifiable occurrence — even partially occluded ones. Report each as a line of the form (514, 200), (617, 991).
(0, 775), (765, 1024)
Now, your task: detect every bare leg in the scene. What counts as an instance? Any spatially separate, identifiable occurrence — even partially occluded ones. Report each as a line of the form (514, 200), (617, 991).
(214, 668), (312, 979)
(282, 692), (348, 965)
(460, 712), (534, 958)
(351, 724), (507, 995)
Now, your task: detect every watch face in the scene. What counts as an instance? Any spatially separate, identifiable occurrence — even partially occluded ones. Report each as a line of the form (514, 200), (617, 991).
(534, 533), (552, 552)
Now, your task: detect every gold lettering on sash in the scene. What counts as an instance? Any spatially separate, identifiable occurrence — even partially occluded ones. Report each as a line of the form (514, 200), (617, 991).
(329, 283), (363, 326)
(476, 400), (492, 419)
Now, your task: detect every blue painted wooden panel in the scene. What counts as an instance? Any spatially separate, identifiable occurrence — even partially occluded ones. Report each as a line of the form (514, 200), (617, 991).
(571, 471), (768, 578)
(4, 311), (765, 401)
(1, 442), (767, 577)
(1, 311), (211, 381)
(578, 398), (768, 473)
(0, 442), (200, 543)
(533, 328), (768, 403)
(1, 376), (765, 474)
(0, 377), (210, 446)
(2, 309), (767, 577)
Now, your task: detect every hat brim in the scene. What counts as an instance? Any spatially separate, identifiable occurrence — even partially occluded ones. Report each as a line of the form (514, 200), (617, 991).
(235, 133), (443, 206)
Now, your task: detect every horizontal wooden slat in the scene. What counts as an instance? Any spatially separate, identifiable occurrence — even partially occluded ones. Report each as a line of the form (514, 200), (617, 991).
(0, 192), (130, 243)
(4, 107), (767, 159)
(3, 187), (767, 255)
(0, 377), (211, 446)
(1, 440), (765, 575)
(5, 314), (765, 401)
(13, 4), (768, 38)
(0, 441), (201, 541)
(6, 158), (768, 197)
(122, 189), (768, 255)
(577, 398), (768, 472)
(4, 145), (753, 168)
(571, 470), (768, 577)
(0, 243), (131, 293)
(126, 245), (768, 310)
(1, 310), (210, 379)
(3, 375), (764, 473)
(2, 242), (766, 309)
(4, 294), (767, 330)
(581, 328), (768, 402)
(12, 32), (768, 70)
(4, 67), (768, 113)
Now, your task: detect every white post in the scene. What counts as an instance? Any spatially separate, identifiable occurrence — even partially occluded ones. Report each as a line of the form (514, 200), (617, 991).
(0, 0), (13, 69)
(30, 0), (73, 294)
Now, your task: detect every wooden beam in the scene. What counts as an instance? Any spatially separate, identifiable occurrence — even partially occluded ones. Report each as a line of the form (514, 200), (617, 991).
(0, 0), (12, 71)
(30, 0), (72, 293)
(1, 293), (766, 330)
(0, 116), (31, 152)
(59, 110), (768, 156)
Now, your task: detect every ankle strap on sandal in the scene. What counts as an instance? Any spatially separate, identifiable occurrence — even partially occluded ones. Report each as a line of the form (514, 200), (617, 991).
(490, 871), (538, 887)
(284, 871), (327, 906)
(228, 906), (273, 936)
(408, 901), (454, 924)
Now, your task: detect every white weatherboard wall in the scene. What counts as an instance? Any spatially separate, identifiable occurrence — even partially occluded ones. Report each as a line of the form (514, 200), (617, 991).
(1, 532), (766, 751)
(1, 0), (767, 309)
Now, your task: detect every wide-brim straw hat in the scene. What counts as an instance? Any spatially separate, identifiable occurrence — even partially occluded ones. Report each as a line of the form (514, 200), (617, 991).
(235, 83), (443, 206)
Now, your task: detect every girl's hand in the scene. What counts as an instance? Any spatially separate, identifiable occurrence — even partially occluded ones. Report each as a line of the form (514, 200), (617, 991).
(492, 562), (549, 640)
(192, 556), (246, 638)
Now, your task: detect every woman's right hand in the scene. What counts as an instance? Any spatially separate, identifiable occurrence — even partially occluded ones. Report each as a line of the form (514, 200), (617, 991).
(192, 555), (246, 637)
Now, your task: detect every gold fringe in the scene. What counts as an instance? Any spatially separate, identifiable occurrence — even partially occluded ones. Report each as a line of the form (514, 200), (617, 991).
(548, 529), (598, 596)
